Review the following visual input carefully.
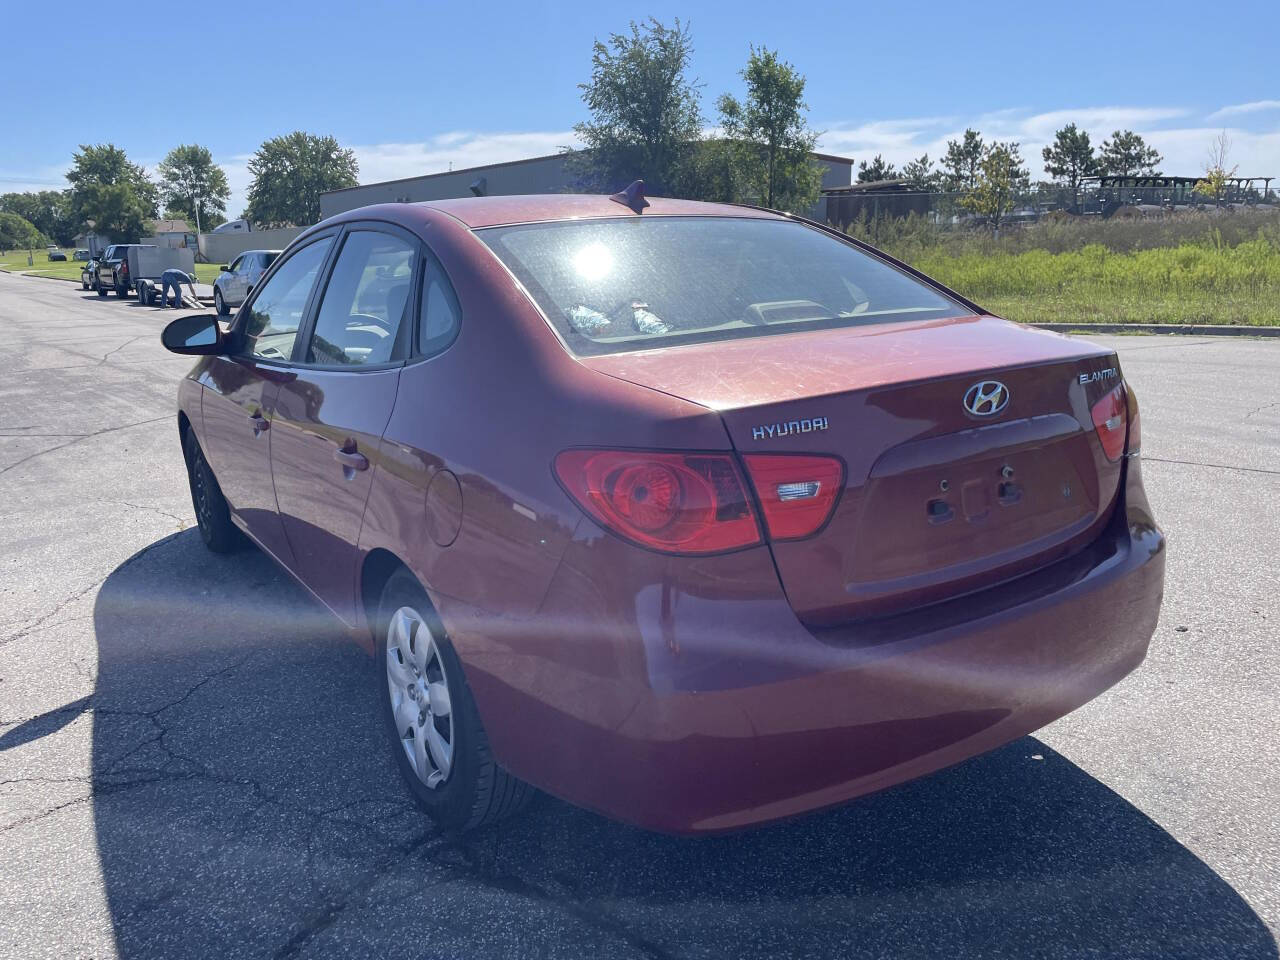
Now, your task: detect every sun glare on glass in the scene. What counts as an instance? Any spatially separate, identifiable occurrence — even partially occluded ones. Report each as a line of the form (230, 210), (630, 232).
(571, 242), (615, 282)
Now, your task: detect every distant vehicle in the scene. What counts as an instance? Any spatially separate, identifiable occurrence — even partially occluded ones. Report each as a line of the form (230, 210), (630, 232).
(96, 244), (195, 299)
(73, 249), (91, 261)
(213, 250), (280, 315)
(47, 245), (67, 262)
(81, 258), (99, 291)
(212, 219), (252, 234)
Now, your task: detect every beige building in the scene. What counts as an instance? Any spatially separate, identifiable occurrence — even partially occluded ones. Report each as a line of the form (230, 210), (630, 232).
(319, 150), (853, 220)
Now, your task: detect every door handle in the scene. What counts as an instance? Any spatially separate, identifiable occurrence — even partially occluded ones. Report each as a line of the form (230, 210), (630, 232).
(334, 447), (369, 472)
(249, 412), (269, 436)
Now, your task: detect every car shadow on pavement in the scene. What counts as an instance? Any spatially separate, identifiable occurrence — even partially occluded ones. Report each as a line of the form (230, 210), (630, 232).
(89, 531), (1277, 960)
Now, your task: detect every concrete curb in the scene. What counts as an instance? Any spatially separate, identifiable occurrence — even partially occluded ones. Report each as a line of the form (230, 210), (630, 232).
(1030, 322), (1280, 338)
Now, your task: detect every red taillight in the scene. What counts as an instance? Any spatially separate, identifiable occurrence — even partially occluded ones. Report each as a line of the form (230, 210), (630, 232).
(554, 450), (761, 554)
(1091, 383), (1128, 462)
(743, 454), (844, 540)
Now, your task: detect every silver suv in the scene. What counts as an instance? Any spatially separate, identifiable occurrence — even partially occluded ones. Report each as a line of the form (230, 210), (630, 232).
(213, 249), (281, 315)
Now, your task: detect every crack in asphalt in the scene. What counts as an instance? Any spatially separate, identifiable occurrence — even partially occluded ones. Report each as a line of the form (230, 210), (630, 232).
(98, 336), (140, 365)
(1142, 456), (1280, 478)
(0, 530), (184, 650)
(94, 497), (189, 529)
(0, 414), (171, 480)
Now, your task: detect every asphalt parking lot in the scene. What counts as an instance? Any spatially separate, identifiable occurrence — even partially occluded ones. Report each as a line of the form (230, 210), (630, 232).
(0, 269), (1277, 959)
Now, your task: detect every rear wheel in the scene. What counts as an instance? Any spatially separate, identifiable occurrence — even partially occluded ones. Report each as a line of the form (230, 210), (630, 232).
(376, 569), (531, 831)
(96, 280), (107, 297)
(183, 430), (242, 553)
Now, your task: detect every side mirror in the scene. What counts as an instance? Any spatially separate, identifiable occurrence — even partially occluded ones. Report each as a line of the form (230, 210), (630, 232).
(221, 264), (230, 272)
(161, 314), (225, 355)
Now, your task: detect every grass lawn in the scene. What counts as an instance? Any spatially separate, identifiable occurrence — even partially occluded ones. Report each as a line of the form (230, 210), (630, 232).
(0, 248), (223, 284)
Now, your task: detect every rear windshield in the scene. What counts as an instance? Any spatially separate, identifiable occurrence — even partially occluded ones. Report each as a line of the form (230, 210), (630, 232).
(478, 216), (962, 356)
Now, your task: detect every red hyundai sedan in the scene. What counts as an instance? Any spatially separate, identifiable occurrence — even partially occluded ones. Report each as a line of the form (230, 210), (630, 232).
(161, 191), (1164, 833)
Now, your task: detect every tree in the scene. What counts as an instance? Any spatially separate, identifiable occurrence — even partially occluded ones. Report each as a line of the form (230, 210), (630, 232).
(1042, 123), (1098, 210)
(942, 129), (985, 191)
(961, 141), (1030, 232)
(717, 46), (823, 213)
(1098, 130), (1161, 178)
(1193, 131), (1237, 204)
(568, 18), (704, 196)
(901, 154), (938, 192)
(0, 190), (74, 246)
(0, 211), (47, 251)
(158, 144), (230, 231)
(856, 154), (898, 183)
(66, 144), (158, 243)
(244, 132), (359, 227)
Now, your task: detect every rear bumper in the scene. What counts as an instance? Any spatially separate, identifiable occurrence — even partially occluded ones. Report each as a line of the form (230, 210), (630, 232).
(458, 457), (1164, 834)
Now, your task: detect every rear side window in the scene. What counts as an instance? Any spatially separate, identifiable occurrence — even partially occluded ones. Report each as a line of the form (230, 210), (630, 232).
(239, 237), (334, 362)
(418, 254), (461, 357)
(305, 230), (415, 366)
(479, 216), (962, 356)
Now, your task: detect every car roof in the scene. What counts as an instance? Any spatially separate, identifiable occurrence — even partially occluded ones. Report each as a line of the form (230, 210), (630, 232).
(411, 194), (787, 229)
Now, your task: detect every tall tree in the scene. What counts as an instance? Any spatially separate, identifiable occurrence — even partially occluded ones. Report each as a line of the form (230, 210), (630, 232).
(1098, 130), (1162, 178)
(66, 143), (158, 243)
(942, 129), (985, 191)
(717, 46), (823, 213)
(961, 141), (1030, 232)
(1042, 123), (1098, 209)
(569, 18), (703, 195)
(158, 144), (230, 231)
(1193, 131), (1237, 204)
(856, 154), (898, 183)
(244, 132), (359, 228)
(0, 211), (47, 251)
(0, 190), (74, 246)
(901, 154), (938, 192)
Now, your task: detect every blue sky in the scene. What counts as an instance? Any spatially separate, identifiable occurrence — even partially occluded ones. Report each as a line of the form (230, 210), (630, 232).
(2, 0), (1276, 216)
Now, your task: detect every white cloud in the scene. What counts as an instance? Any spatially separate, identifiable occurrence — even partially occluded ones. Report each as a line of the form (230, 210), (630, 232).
(1208, 100), (1280, 120)
(816, 105), (1278, 180)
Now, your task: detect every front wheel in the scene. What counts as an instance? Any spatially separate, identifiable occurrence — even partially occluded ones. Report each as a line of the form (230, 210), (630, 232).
(376, 569), (531, 831)
(183, 430), (243, 553)
(214, 287), (228, 316)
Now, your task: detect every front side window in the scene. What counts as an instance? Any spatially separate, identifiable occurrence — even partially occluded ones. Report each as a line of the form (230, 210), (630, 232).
(479, 216), (963, 356)
(228, 255), (244, 273)
(238, 236), (334, 362)
(305, 230), (415, 366)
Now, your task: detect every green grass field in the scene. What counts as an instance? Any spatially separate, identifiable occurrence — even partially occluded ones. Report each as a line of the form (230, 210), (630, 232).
(0, 248), (223, 285)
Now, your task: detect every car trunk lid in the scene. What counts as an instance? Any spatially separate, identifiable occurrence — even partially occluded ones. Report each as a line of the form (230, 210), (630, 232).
(582, 315), (1127, 623)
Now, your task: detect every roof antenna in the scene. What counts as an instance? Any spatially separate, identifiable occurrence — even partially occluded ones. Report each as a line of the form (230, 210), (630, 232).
(469, 176), (487, 197)
(609, 179), (649, 213)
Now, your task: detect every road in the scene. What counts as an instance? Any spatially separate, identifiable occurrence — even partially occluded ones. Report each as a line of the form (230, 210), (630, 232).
(0, 269), (1276, 959)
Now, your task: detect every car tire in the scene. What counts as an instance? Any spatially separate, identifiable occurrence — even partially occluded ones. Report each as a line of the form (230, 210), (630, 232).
(96, 281), (107, 297)
(376, 568), (532, 832)
(183, 430), (243, 554)
(215, 288), (228, 316)
(116, 283), (129, 298)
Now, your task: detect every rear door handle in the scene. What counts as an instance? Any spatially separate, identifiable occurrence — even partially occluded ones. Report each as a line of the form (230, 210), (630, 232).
(334, 447), (369, 472)
(248, 412), (269, 436)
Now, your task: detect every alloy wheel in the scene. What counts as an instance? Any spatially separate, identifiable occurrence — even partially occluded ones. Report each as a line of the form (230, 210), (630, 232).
(385, 606), (455, 789)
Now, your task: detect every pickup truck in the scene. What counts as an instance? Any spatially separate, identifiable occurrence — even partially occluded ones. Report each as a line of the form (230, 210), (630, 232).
(96, 244), (196, 299)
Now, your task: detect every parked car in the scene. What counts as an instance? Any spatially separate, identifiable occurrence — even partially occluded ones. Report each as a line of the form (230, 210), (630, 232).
(47, 245), (66, 262)
(160, 191), (1164, 834)
(73, 248), (91, 261)
(212, 249), (280, 315)
(80, 258), (99, 291)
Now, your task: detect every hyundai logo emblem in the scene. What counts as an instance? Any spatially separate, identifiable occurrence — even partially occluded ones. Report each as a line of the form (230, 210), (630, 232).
(963, 380), (1010, 417)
